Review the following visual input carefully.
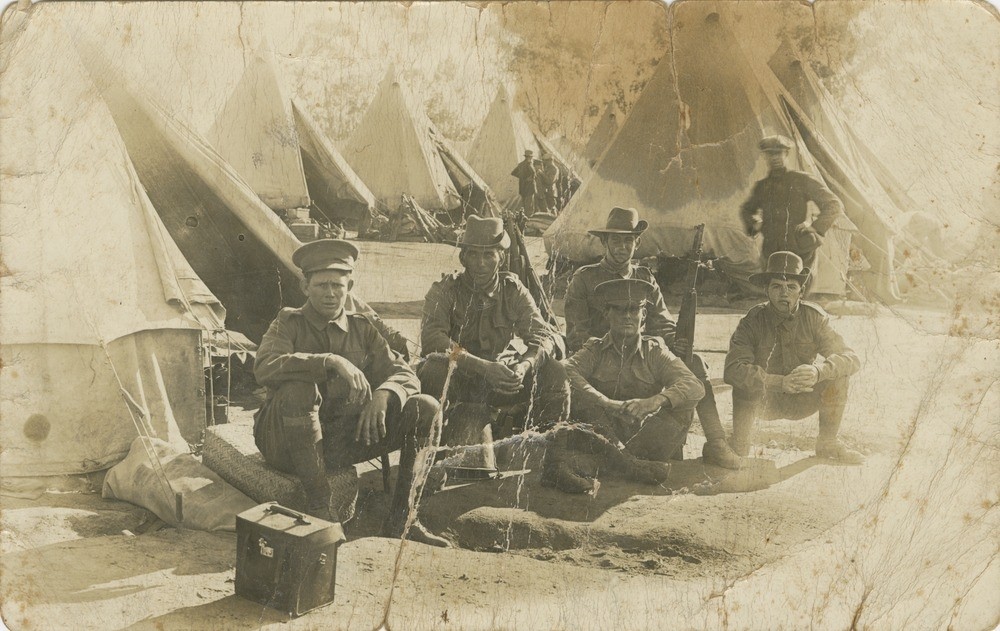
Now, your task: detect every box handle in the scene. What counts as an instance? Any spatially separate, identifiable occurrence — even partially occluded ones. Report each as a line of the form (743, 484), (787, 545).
(265, 504), (312, 525)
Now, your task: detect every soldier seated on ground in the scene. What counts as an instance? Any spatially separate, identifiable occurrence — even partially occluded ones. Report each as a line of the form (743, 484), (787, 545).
(563, 206), (742, 469)
(724, 251), (864, 464)
(253, 239), (448, 547)
(417, 215), (570, 445)
(554, 279), (706, 492)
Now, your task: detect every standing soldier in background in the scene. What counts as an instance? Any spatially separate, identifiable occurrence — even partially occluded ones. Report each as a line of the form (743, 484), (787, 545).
(740, 135), (844, 281)
(563, 207), (742, 469)
(538, 153), (562, 213)
(510, 149), (539, 216)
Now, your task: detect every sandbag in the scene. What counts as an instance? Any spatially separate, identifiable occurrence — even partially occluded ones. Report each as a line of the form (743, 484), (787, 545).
(103, 436), (256, 532)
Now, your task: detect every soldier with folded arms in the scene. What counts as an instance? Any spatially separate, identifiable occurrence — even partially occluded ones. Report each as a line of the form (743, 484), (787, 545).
(724, 251), (864, 464)
(562, 278), (705, 473)
(563, 207), (742, 469)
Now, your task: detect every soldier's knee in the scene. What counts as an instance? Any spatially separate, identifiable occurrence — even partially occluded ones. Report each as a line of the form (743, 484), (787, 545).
(403, 394), (441, 435)
(536, 352), (569, 387)
(819, 377), (850, 404)
(274, 381), (319, 417)
(732, 387), (763, 404)
(416, 357), (449, 398)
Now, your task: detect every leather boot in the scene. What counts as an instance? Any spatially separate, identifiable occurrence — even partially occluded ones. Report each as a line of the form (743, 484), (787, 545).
(621, 456), (671, 485)
(284, 414), (337, 522)
(540, 430), (597, 494)
(703, 438), (743, 469)
(383, 405), (450, 547)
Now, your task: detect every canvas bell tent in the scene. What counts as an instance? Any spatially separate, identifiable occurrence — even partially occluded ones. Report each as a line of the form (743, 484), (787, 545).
(583, 102), (621, 169)
(1, 18), (223, 476)
(344, 68), (464, 213)
(206, 46), (377, 225)
(206, 47), (312, 212)
(90, 71), (306, 341)
(544, 5), (866, 297)
(293, 99), (378, 224)
(427, 121), (498, 218)
(467, 85), (580, 209)
(80, 43), (409, 348)
(467, 85), (543, 206)
(764, 39), (937, 302)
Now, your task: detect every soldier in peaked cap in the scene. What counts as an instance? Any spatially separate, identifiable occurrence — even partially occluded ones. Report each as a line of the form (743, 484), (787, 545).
(418, 215), (569, 442)
(740, 134), (844, 281)
(563, 207), (742, 469)
(562, 279), (707, 476)
(724, 251), (864, 464)
(254, 239), (449, 547)
(290, 240), (410, 360)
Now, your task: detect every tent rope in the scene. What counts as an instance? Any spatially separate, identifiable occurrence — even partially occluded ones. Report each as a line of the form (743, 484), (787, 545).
(91, 330), (181, 519)
(109, 361), (181, 508)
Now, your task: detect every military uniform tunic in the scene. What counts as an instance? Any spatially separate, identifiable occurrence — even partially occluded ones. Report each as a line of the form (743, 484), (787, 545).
(723, 301), (860, 394)
(421, 271), (557, 360)
(564, 334), (704, 461)
(253, 303), (422, 468)
(419, 271), (569, 433)
(563, 260), (675, 354)
(739, 167), (844, 268)
(724, 300), (859, 453)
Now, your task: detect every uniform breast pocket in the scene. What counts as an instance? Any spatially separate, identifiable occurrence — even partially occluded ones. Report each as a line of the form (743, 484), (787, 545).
(792, 342), (819, 364)
(631, 365), (659, 395)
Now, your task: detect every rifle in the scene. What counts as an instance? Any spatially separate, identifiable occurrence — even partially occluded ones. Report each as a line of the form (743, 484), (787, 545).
(674, 224), (706, 365)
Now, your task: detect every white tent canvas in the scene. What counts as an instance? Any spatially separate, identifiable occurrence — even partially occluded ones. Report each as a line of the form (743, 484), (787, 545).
(545, 5), (857, 296)
(466, 85), (542, 206)
(207, 47), (311, 211)
(344, 68), (461, 211)
(0, 17), (223, 475)
(583, 102), (621, 168)
(293, 99), (378, 222)
(206, 46), (378, 224)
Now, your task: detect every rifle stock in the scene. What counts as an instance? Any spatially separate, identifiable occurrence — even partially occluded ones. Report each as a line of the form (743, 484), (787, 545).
(674, 224), (705, 364)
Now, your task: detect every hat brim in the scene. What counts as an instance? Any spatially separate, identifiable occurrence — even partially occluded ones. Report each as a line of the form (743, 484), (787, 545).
(588, 220), (648, 237)
(455, 232), (511, 250)
(748, 269), (811, 287)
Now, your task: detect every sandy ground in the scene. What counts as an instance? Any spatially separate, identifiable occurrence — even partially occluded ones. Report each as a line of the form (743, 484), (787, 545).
(2, 241), (998, 630)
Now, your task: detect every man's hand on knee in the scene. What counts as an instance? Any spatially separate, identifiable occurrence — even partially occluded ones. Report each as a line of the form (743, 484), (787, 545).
(623, 396), (665, 424)
(356, 390), (391, 446)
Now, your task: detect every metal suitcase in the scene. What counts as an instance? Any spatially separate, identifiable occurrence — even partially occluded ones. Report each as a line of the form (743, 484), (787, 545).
(235, 502), (346, 617)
